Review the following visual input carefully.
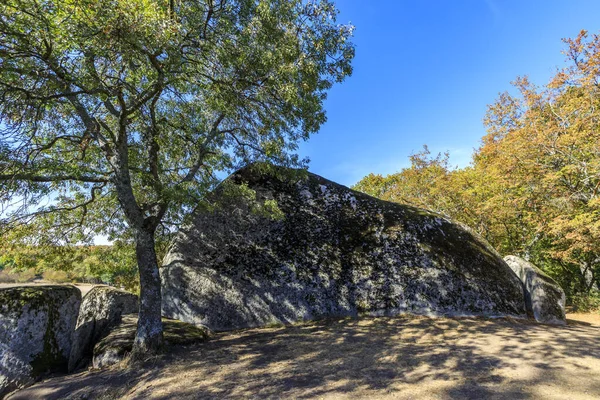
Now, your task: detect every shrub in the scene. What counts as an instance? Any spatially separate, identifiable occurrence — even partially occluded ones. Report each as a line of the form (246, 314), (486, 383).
(0, 268), (37, 283)
(42, 269), (72, 283)
(570, 292), (600, 313)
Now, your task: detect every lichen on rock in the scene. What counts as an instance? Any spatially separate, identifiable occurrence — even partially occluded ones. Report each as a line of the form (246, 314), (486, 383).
(0, 285), (81, 397)
(68, 286), (139, 372)
(504, 255), (566, 325)
(161, 164), (527, 332)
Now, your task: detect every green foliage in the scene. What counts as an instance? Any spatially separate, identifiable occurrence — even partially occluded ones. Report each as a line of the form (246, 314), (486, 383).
(0, 268), (36, 283)
(0, 243), (140, 291)
(570, 292), (600, 313)
(217, 179), (285, 221)
(0, 0), (354, 242)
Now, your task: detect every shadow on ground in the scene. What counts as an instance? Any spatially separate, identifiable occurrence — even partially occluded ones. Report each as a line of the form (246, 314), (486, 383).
(9, 315), (600, 399)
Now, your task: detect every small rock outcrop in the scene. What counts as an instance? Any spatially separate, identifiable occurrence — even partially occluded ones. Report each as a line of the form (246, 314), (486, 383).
(162, 165), (527, 331)
(93, 315), (210, 368)
(68, 286), (138, 372)
(504, 255), (566, 324)
(0, 286), (81, 397)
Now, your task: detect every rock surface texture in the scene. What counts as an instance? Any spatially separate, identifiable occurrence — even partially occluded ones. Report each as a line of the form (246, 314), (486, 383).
(504, 255), (566, 324)
(0, 286), (80, 397)
(162, 165), (527, 331)
(68, 286), (138, 372)
(93, 315), (209, 368)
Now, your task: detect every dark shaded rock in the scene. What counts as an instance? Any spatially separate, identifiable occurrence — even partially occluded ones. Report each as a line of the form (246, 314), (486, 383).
(92, 315), (210, 368)
(68, 286), (138, 372)
(504, 256), (566, 325)
(161, 164), (527, 331)
(0, 285), (80, 397)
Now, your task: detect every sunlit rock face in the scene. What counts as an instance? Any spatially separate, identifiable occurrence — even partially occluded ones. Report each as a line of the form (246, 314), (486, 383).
(0, 286), (80, 397)
(504, 255), (566, 325)
(161, 164), (526, 331)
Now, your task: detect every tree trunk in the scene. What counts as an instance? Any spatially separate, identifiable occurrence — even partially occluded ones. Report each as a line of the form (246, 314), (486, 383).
(132, 227), (164, 356)
(579, 262), (597, 294)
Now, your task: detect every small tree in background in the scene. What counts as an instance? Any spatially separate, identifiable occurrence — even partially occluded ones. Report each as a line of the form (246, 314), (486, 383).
(0, 0), (354, 355)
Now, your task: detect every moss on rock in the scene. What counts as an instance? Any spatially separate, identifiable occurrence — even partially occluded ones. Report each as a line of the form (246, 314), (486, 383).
(161, 165), (527, 331)
(0, 285), (80, 396)
(92, 315), (210, 368)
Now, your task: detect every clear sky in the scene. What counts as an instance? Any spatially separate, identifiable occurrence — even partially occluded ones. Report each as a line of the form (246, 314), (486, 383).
(298, 0), (600, 187)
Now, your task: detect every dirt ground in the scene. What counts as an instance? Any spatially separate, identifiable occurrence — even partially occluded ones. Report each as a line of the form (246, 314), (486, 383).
(8, 313), (600, 400)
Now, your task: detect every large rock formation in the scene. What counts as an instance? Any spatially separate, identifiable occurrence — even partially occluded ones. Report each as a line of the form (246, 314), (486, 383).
(504, 255), (566, 325)
(0, 286), (81, 397)
(68, 286), (138, 372)
(161, 165), (527, 331)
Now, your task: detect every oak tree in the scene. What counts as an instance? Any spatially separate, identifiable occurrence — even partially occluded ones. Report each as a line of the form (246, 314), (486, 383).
(0, 0), (354, 354)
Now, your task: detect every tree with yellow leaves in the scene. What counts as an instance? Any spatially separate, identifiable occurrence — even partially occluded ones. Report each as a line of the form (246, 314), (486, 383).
(355, 30), (600, 299)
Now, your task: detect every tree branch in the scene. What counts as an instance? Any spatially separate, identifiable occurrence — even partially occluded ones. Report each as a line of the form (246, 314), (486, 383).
(0, 173), (108, 183)
(178, 113), (224, 184)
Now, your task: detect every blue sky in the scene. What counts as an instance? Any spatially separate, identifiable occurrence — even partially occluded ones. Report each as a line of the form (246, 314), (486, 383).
(298, 0), (600, 186)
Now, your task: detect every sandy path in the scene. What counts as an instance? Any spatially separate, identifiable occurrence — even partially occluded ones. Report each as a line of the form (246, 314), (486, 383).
(9, 314), (600, 400)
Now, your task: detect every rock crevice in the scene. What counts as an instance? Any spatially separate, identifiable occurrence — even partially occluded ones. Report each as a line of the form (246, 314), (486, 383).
(68, 286), (139, 372)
